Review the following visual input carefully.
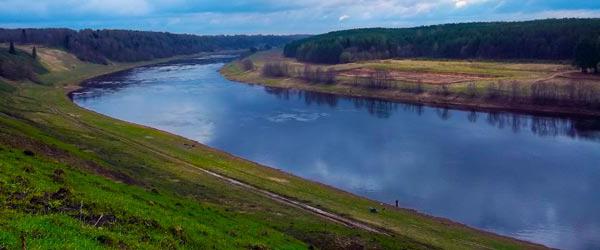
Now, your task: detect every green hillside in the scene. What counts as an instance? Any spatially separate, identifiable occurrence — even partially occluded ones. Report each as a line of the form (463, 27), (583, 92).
(0, 47), (545, 249)
(0, 45), (47, 82)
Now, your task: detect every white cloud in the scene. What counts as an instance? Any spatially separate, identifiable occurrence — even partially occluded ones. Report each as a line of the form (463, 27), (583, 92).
(455, 0), (468, 8)
(453, 0), (492, 9)
(0, 0), (598, 34)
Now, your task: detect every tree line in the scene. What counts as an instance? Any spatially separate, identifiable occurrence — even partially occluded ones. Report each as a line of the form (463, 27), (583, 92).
(574, 37), (600, 73)
(0, 28), (304, 64)
(261, 62), (335, 84)
(284, 18), (600, 67)
(261, 62), (397, 88)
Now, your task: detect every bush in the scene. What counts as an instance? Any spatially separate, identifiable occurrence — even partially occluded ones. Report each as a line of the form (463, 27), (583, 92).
(299, 65), (336, 84)
(339, 52), (353, 63)
(465, 83), (477, 98)
(365, 70), (392, 89)
(400, 81), (424, 94)
(529, 81), (599, 107)
(240, 59), (255, 71)
(262, 62), (290, 77)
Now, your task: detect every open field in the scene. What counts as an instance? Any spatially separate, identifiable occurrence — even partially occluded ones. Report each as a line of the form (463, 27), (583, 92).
(0, 46), (547, 249)
(222, 50), (600, 117)
(338, 68), (497, 85)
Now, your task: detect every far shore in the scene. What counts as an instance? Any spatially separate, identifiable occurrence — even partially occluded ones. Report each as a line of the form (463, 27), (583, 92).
(221, 50), (600, 118)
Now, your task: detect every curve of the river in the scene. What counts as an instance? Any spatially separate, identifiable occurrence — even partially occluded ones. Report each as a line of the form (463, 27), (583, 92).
(71, 56), (600, 250)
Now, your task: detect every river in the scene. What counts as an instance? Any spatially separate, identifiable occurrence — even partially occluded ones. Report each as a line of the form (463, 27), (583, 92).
(71, 56), (600, 249)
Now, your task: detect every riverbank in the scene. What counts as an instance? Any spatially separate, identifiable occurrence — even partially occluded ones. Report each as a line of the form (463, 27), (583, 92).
(0, 46), (546, 249)
(221, 50), (600, 118)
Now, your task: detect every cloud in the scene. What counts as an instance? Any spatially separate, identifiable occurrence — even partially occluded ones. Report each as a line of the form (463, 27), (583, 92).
(455, 0), (468, 8)
(0, 0), (599, 34)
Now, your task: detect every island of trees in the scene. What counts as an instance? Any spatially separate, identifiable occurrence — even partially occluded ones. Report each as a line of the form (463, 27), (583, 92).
(284, 18), (600, 72)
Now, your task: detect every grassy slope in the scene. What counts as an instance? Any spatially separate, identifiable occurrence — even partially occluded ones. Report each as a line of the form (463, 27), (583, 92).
(0, 49), (47, 73)
(0, 47), (543, 249)
(222, 50), (600, 117)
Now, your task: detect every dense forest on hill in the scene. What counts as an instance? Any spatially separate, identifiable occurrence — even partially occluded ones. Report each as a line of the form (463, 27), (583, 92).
(284, 19), (600, 65)
(0, 28), (304, 64)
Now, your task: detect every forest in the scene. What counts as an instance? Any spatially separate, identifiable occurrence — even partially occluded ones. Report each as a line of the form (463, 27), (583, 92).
(0, 28), (303, 64)
(284, 18), (600, 69)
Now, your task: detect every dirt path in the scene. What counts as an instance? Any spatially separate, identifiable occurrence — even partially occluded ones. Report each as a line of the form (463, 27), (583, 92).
(133, 141), (390, 235)
(186, 164), (390, 235)
(533, 69), (579, 83)
(55, 104), (390, 235)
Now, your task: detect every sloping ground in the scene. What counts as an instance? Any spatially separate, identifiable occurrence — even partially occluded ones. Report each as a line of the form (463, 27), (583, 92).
(15, 45), (82, 72)
(0, 47), (546, 249)
(0, 45), (48, 82)
(0, 133), (306, 249)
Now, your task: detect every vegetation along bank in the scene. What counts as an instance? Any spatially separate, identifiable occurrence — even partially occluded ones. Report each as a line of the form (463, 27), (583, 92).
(223, 19), (600, 118)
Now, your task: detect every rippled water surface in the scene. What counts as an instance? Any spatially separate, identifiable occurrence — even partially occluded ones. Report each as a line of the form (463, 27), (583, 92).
(72, 56), (600, 249)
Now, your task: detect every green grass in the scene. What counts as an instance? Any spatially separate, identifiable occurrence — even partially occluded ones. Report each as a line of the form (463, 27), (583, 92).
(0, 48), (48, 75)
(0, 47), (546, 249)
(0, 79), (15, 93)
(0, 145), (304, 249)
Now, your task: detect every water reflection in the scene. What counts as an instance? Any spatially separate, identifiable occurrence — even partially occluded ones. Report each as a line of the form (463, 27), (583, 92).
(263, 87), (600, 141)
(72, 58), (600, 249)
(265, 87), (339, 107)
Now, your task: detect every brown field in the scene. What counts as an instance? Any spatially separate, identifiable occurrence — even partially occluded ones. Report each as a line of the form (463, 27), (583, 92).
(339, 67), (499, 85)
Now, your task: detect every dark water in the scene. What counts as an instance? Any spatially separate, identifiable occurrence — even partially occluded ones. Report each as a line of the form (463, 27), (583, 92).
(72, 56), (600, 250)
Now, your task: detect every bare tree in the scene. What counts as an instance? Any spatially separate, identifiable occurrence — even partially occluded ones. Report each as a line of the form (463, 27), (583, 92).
(486, 82), (499, 99)
(434, 84), (450, 96)
(240, 59), (254, 71)
(465, 82), (477, 98)
(509, 81), (520, 101)
(262, 62), (290, 77)
(325, 68), (336, 84)
(9, 41), (16, 55)
(367, 69), (392, 89)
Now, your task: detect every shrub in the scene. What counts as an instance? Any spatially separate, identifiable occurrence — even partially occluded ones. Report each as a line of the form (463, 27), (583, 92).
(262, 62), (290, 77)
(240, 59), (255, 71)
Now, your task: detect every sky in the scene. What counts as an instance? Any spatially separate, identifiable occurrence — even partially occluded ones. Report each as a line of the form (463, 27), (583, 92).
(1, 0), (599, 35)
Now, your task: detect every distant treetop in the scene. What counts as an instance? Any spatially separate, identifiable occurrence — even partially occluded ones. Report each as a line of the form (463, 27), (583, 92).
(0, 28), (305, 64)
(284, 18), (600, 64)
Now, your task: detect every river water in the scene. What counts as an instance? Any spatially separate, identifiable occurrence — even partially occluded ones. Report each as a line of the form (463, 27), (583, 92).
(71, 56), (600, 249)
